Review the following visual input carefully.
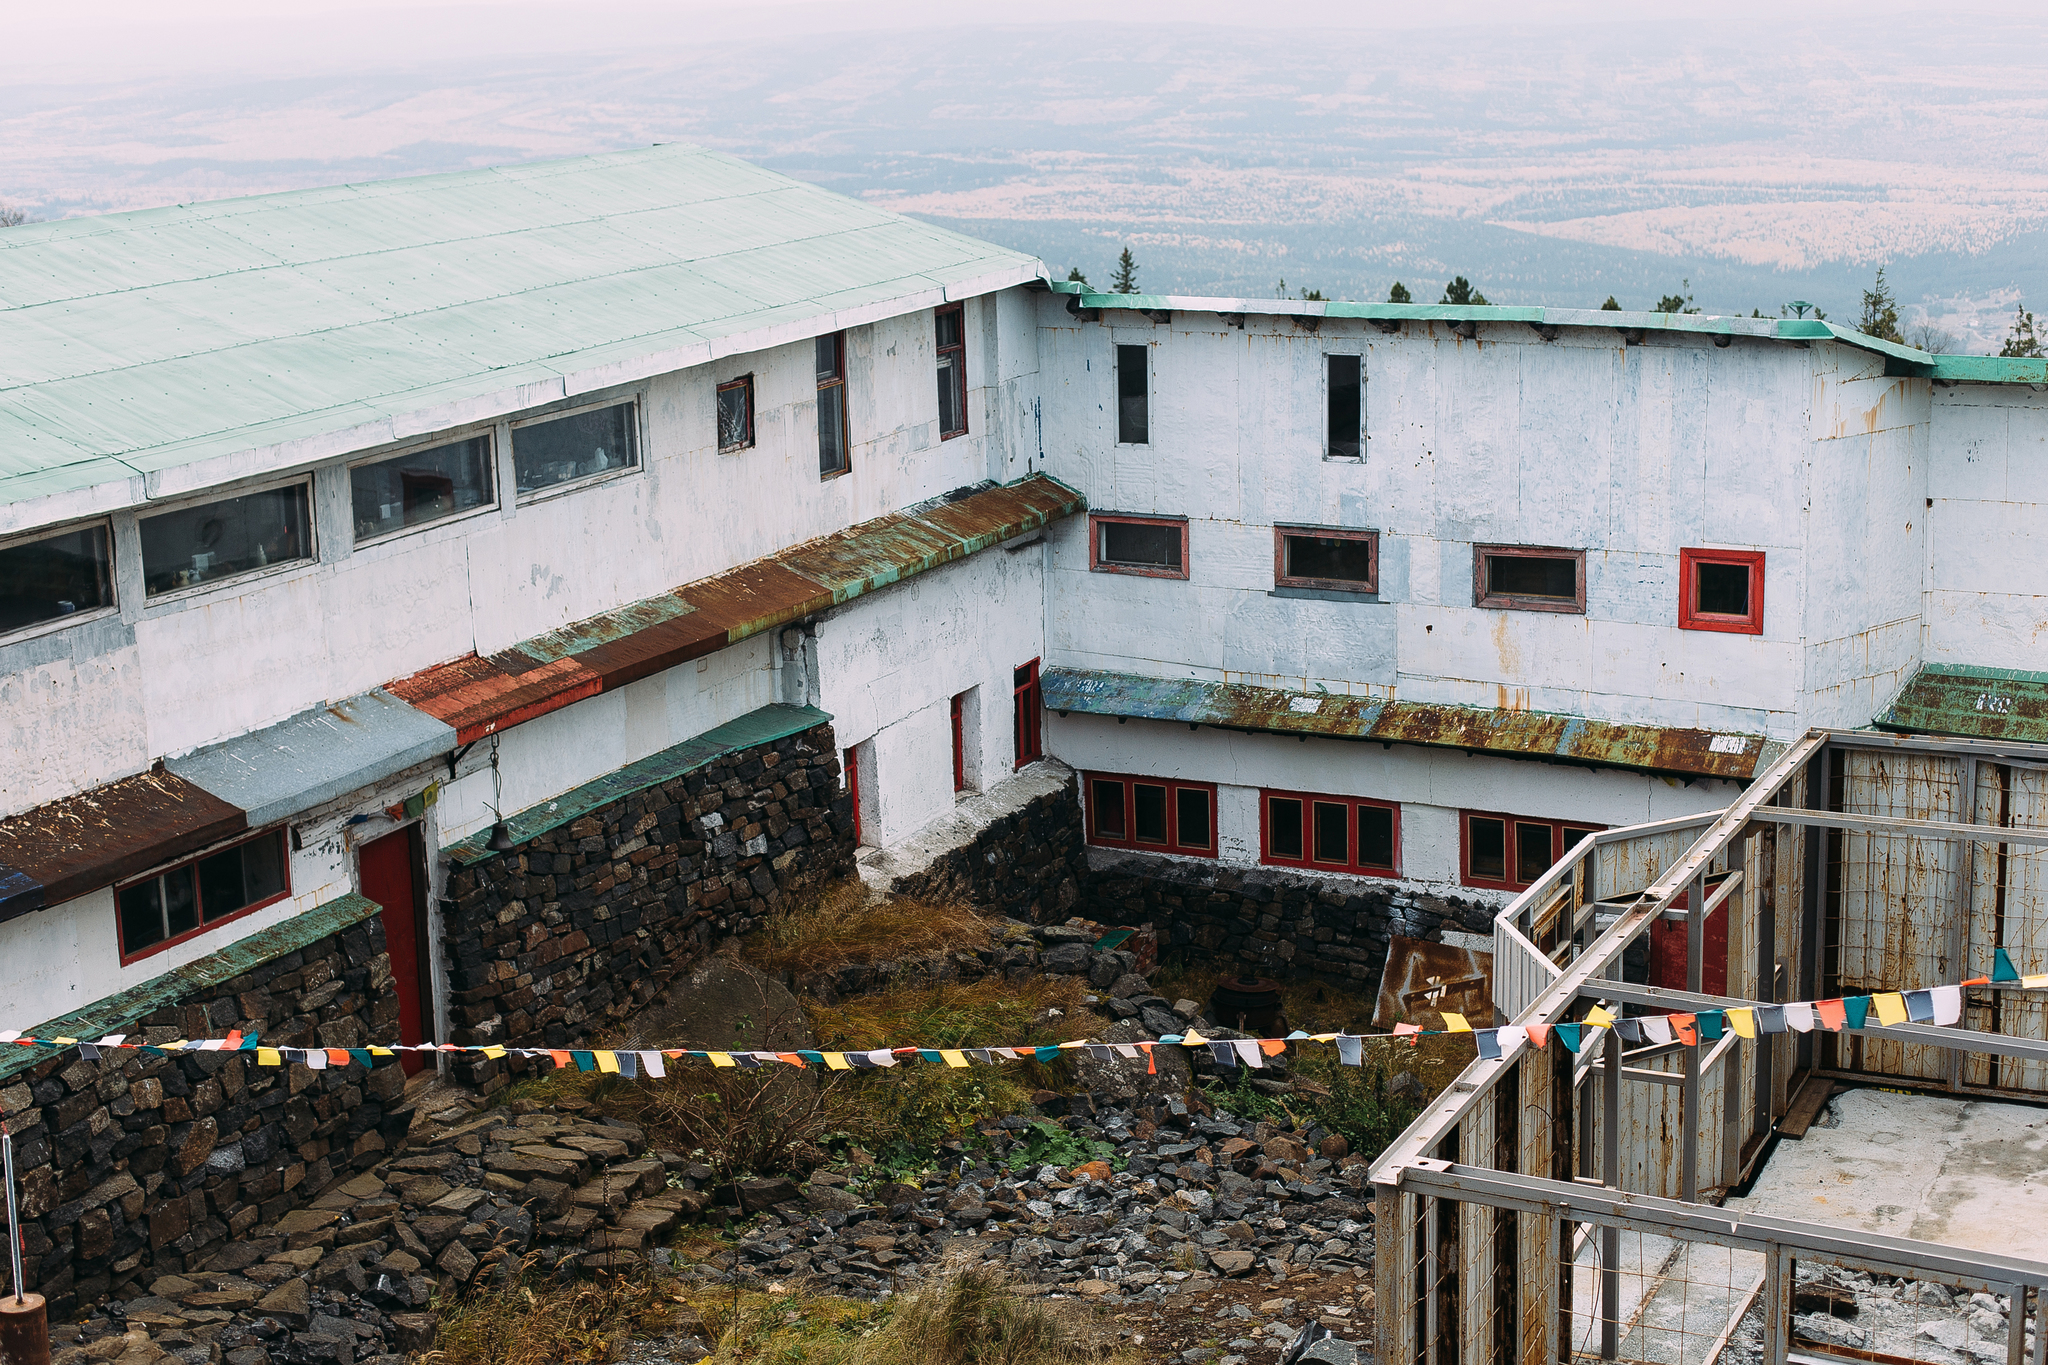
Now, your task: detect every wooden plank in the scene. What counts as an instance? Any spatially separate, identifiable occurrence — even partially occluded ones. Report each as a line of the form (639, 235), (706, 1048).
(1777, 1073), (1835, 1139)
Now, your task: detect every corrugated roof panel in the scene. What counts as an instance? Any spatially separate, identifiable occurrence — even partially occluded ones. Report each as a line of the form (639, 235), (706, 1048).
(163, 687), (458, 828)
(0, 144), (1045, 519)
(1878, 664), (2048, 744)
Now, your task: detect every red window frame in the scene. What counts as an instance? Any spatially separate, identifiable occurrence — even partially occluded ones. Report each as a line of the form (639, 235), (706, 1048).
(115, 826), (292, 965)
(1012, 660), (1042, 770)
(1274, 525), (1379, 593)
(1090, 513), (1189, 580)
(716, 374), (754, 453)
(1678, 547), (1765, 635)
(950, 691), (969, 791)
(1084, 771), (1219, 859)
(1472, 544), (1586, 614)
(1459, 811), (1603, 892)
(935, 303), (968, 440)
(1259, 789), (1400, 878)
(844, 745), (864, 846)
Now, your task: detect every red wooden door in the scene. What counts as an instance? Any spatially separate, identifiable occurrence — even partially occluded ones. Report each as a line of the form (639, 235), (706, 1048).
(360, 826), (431, 1076)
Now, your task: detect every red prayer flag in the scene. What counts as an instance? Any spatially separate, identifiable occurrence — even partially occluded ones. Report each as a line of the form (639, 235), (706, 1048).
(1816, 999), (1848, 1031)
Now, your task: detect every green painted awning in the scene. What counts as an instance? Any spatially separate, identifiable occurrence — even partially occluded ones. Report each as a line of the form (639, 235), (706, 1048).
(1878, 665), (2048, 744)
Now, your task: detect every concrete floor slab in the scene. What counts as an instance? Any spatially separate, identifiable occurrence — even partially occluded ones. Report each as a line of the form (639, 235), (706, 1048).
(1728, 1087), (2048, 1262)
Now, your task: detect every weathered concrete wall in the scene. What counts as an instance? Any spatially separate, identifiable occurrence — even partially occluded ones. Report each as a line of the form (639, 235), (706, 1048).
(0, 288), (1036, 822)
(1045, 709), (1734, 890)
(0, 912), (412, 1318)
(1926, 383), (2048, 671)
(884, 763), (1088, 923)
(437, 721), (855, 1089)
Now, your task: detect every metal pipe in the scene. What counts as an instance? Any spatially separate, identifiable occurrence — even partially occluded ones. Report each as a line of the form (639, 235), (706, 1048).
(4, 1130), (18, 1304)
(2009, 1283), (2028, 1365)
(1749, 804), (2048, 848)
(1683, 871), (1704, 1203)
(1601, 1017), (1621, 1360)
(0, 1137), (45, 1365)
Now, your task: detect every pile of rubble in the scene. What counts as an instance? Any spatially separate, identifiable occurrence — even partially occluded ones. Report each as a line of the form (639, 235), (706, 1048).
(1721, 1263), (2036, 1365)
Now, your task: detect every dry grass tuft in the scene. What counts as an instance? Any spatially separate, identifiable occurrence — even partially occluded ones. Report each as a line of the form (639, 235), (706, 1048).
(746, 880), (998, 977)
(836, 1263), (1135, 1365)
(426, 1262), (678, 1365)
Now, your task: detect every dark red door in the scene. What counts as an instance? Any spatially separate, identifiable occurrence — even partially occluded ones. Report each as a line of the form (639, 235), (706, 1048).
(360, 826), (431, 1076)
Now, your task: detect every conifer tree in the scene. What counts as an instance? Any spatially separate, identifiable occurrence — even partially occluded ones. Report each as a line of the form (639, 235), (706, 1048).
(1388, 282), (1412, 303)
(2000, 302), (2043, 358)
(1110, 248), (1140, 294)
(1858, 267), (1904, 344)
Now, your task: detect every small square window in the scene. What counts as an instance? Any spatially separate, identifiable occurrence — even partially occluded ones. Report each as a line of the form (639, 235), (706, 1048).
(1473, 545), (1585, 614)
(1091, 514), (1188, 579)
(1089, 778), (1127, 841)
(1678, 547), (1764, 634)
(1515, 821), (1555, 885)
(1467, 816), (1507, 882)
(717, 376), (755, 453)
(1267, 795), (1305, 860)
(1275, 526), (1377, 593)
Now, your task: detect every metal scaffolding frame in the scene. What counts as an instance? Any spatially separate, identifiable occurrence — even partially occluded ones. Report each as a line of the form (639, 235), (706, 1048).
(1369, 728), (2048, 1365)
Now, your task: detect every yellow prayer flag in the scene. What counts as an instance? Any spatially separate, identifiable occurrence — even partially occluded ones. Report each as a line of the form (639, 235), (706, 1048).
(1058, 1039), (1088, 1049)
(369, 1047), (393, 1057)
(1583, 1006), (1615, 1029)
(1440, 1012), (1472, 1033)
(256, 1048), (282, 1067)
(708, 1052), (735, 1068)
(53, 1038), (77, 1046)
(1727, 1009), (1756, 1039)
(481, 1046), (507, 1059)
(595, 1051), (621, 1074)
(822, 1052), (850, 1071)
(1873, 992), (1910, 1026)
(939, 1050), (969, 1068)
(1311, 1033), (1339, 1042)
(2025, 974), (2048, 989)
(1181, 1030), (1208, 1046)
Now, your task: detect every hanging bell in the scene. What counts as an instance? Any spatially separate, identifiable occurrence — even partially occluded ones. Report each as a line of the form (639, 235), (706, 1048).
(487, 820), (516, 852)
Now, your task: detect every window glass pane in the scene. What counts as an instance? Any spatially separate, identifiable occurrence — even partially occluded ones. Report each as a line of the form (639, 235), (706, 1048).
(1562, 826), (1600, 856)
(1268, 797), (1303, 860)
(1469, 817), (1506, 880)
(140, 484), (311, 597)
(119, 881), (164, 954)
(718, 382), (751, 451)
(1697, 561), (1750, 616)
(1134, 784), (1168, 843)
(163, 865), (199, 938)
(1487, 554), (1577, 601)
(1359, 805), (1396, 870)
(936, 307), (962, 349)
(818, 383), (848, 475)
(1117, 344), (1149, 444)
(1100, 521), (1181, 570)
(199, 830), (288, 922)
(1284, 534), (1373, 585)
(1175, 787), (1211, 851)
(937, 352), (964, 435)
(0, 524), (113, 635)
(816, 334), (842, 382)
(1312, 801), (1349, 864)
(351, 435), (492, 542)
(1091, 780), (1126, 839)
(1327, 354), (1362, 458)
(513, 403), (636, 496)
(1516, 822), (1554, 884)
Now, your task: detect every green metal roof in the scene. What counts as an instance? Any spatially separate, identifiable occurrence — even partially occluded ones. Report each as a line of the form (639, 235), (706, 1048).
(0, 145), (1045, 528)
(1048, 282), (2048, 385)
(1878, 664), (2048, 744)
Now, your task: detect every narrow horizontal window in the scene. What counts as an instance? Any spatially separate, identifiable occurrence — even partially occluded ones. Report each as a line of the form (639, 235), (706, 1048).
(1473, 544), (1585, 614)
(1679, 547), (1765, 634)
(1260, 788), (1400, 878)
(141, 483), (312, 597)
(1091, 514), (1188, 579)
(717, 375), (755, 453)
(513, 401), (638, 497)
(0, 521), (113, 637)
(1276, 526), (1377, 593)
(351, 434), (494, 544)
(1117, 344), (1149, 444)
(1327, 354), (1362, 459)
(118, 827), (291, 961)
(1084, 772), (1219, 859)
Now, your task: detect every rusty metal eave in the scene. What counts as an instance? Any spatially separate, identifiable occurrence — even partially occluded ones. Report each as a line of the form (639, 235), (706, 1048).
(389, 474), (1083, 744)
(1040, 667), (1767, 780)
(1877, 663), (2048, 745)
(0, 769), (248, 923)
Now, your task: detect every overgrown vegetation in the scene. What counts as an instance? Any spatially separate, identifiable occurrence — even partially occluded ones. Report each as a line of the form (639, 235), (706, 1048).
(429, 1262), (1130, 1365)
(1208, 1049), (1425, 1159)
(1002, 1118), (1121, 1174)
(745, 882), (994, 978)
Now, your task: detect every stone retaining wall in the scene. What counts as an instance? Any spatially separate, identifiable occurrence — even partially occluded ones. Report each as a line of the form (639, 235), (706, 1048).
(886, 771), (1088, 923)
(439, 720), (855, 1091)
(1084, 852), (1497, 992)
(0, 906), (410, 1317)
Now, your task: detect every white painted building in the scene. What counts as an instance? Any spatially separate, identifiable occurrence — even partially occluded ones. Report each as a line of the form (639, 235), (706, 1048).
(3, 145), (2045, 1045)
